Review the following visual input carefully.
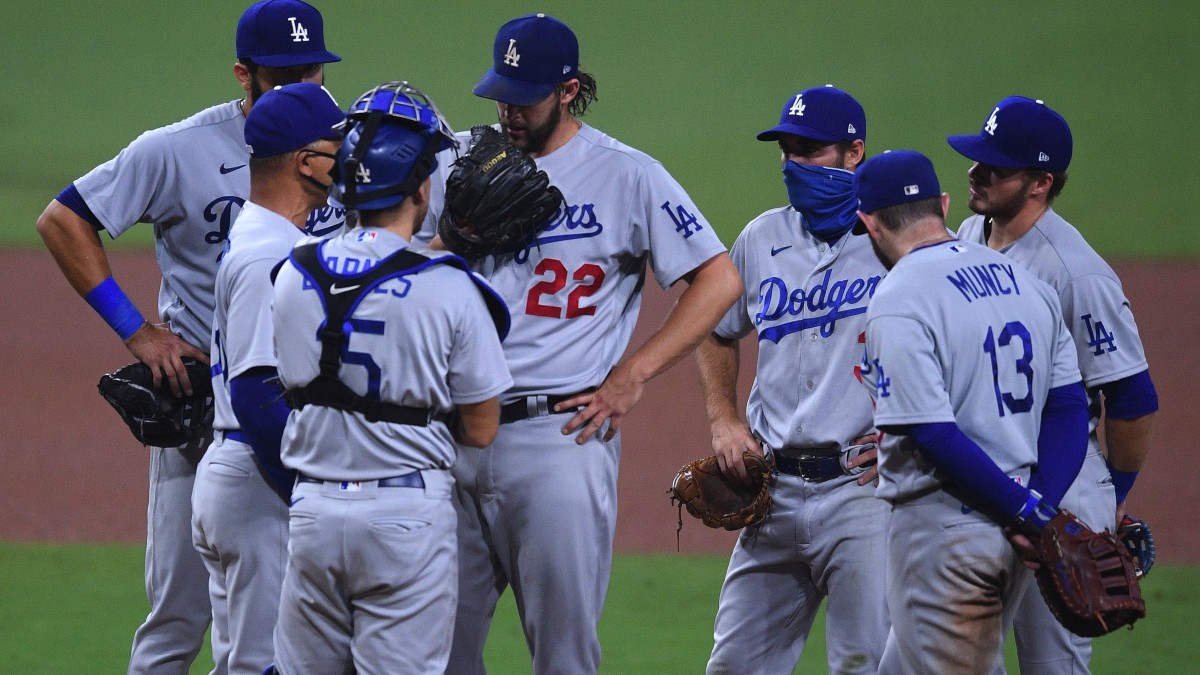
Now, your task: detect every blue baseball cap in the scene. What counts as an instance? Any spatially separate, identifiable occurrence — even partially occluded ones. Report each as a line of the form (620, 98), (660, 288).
(947, 96), (1072, 172)
(757, 85), (866, 143)
(245, 83), (344, 158)
(853, 150), (941, 213)
(236, 0), (341, 67)
(473, 13), (579, 106)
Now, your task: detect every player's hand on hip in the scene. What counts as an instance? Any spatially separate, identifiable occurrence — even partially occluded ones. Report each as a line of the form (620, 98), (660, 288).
(848, 433), (880, 486)
(124, 322), (209, 397)
(558, 363), (645, 444)
(710, 419), (761, 483)
(1004, 527), (1042, 570)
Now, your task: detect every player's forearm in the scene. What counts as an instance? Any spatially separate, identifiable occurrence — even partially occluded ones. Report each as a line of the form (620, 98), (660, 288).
(455, 397), (501, 448)
(696, 333), (742, 426)
(622, 254), (742, 387)
(1104, 413), (1155, 473)
(37, 200), (115, 296)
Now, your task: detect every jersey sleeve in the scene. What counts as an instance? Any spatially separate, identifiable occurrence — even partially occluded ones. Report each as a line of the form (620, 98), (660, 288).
(1059, 274), (1149, 387)
(223, 255), (282, 379)
(713, 230), (753, 340)
(72, 128), (175, 239)
(1046, 290), (1085, 390)
(865, 314), (957, 427)
(448, 280), (514, 404)
(638, 161), (728, 288)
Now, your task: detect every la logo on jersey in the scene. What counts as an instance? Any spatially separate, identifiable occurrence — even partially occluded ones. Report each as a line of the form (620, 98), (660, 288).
(1082, 313), (1118, 355)
(789, 95), (806, 117)
(984, 106), (1000, 135)
(504, 39), (521, 67)
(288, 17), (309, 43)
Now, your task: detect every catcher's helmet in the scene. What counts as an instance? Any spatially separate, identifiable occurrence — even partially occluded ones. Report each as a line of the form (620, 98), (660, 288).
(332, 81), (457, 211)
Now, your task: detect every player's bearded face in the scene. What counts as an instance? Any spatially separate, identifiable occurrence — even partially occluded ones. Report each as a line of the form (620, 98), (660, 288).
(498, 92), (562, 155)
(966, 162), (1036, 220)
(249, 63), (325, 105)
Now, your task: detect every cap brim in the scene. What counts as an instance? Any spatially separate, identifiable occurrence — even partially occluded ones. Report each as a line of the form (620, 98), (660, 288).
(756, 123), (842, 143)
(473, 70), (558, 106)
(946, 134), (1024, 168)
(252, 51), (342, 68)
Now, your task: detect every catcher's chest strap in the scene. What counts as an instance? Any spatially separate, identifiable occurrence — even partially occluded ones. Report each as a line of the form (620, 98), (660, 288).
(283, 241), (452, 426)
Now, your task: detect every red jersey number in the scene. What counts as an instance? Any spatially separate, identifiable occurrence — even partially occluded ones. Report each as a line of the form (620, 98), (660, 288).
(525, 258), (605, 319)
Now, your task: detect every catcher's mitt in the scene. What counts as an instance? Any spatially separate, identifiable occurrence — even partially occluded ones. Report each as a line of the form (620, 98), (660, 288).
(1117, 514), (1156, 578)
(669, 453), (773, 532)
(1033, 509), (1146, 637)
(438, 125), (565, 260)
(97, 359), (214, 448)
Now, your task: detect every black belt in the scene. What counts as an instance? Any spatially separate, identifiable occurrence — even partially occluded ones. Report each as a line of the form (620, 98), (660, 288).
(499, 392), (588, 425)
(297, 471), (425, 489)
(773, 453), (844, 482)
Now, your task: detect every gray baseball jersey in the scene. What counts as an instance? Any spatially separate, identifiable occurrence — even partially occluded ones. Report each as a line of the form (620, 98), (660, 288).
(273, 228), (513, 479)
(864, 240), (1080, 499)
(861, 239), (1081, 674)
(439, 123), (728, 674)
(270, 226), (510, 674)
(192, 201), (304, 673)
(72, 99), (345, 673)
(707, 207), (890, 674)
(959, 208), (1144, 672)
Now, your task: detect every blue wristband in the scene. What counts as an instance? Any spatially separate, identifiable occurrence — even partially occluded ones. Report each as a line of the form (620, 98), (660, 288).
(84, 276), (144, 341)
(1107, 463), (1139, 504)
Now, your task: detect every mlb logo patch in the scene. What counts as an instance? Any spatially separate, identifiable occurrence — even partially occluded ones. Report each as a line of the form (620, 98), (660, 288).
(948, 244), (967, 254)
(903, 184), (920, 196)
(355, 231), (378, 242)
(339, 481), (363, 492)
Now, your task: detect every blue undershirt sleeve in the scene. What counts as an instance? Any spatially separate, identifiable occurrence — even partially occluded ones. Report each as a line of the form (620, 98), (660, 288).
(891, 421), (1030, 523)
(1028, 382), (1089, 506)
(55, 184), (104, 231)
(230, 367), (294, 500)
(1096, 369), (1158, 420)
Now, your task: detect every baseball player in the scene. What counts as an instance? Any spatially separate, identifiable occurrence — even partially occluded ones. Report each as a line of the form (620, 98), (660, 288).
(269, 81), (512, 675)
(429, 14), (742, 674)
(854, 150), (1090, 674)
(191, 82), (344, 675)
(695, 85), (890, 674)
(34, 2), (340, 672)
(947, 96), (1160, 674)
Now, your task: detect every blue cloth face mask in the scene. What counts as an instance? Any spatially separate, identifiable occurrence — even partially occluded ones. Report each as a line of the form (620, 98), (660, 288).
(782, 160), (860, 242)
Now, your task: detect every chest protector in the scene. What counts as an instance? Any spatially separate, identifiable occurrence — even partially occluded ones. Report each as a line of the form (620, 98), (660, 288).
(279, 239), (509, 426)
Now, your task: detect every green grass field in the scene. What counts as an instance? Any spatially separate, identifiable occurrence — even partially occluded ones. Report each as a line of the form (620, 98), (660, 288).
(3, 1), (1197, 255)
(0, 543), (1194, 673)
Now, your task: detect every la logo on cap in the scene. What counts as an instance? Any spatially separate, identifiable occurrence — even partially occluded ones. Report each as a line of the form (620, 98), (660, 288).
(288, 17), (309, 42)
(984, 107), (1000, 135)
(789, 95), (806, 117)
(504, 39), (520, 67)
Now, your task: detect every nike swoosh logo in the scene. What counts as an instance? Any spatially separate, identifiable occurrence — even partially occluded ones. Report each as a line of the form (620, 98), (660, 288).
(770, 245), (792, 256)
(219, 163), (246, 174)
(329, 284), (361, 295)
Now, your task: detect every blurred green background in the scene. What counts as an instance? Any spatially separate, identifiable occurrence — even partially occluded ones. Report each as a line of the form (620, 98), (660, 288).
(3, 0), (1197, 255)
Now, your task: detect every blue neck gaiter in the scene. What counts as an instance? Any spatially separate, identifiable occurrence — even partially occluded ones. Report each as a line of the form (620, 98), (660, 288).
(782, 160), (859, 242)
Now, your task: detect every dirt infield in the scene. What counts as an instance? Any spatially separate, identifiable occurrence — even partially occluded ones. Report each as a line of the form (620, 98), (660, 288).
(1, 250), (1195, 563)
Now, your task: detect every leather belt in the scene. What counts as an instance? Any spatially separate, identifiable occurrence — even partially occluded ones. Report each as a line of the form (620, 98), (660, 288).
(773, 453), (844, 483)
(499, 391), (589, 425)
(297, 471), (425, 489)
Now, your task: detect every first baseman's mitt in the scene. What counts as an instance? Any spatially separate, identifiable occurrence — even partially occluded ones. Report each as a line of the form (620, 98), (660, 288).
(669, 453), (773, 532)
(97, 359), (213, 448)
(438, 125), (565, 260)
(1033, 509), (1146, 637)
(1117, 514), (1156, 578)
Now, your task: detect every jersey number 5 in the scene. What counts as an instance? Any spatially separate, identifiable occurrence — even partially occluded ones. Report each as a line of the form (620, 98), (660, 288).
(983, 321), (1034, 417)
(525, 257), (605, 319)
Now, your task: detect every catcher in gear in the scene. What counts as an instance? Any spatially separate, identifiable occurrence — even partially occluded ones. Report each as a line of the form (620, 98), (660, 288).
(438, 125), (565, 260)
(98, 358), (214, 448)
(669, 452), (772, 535)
